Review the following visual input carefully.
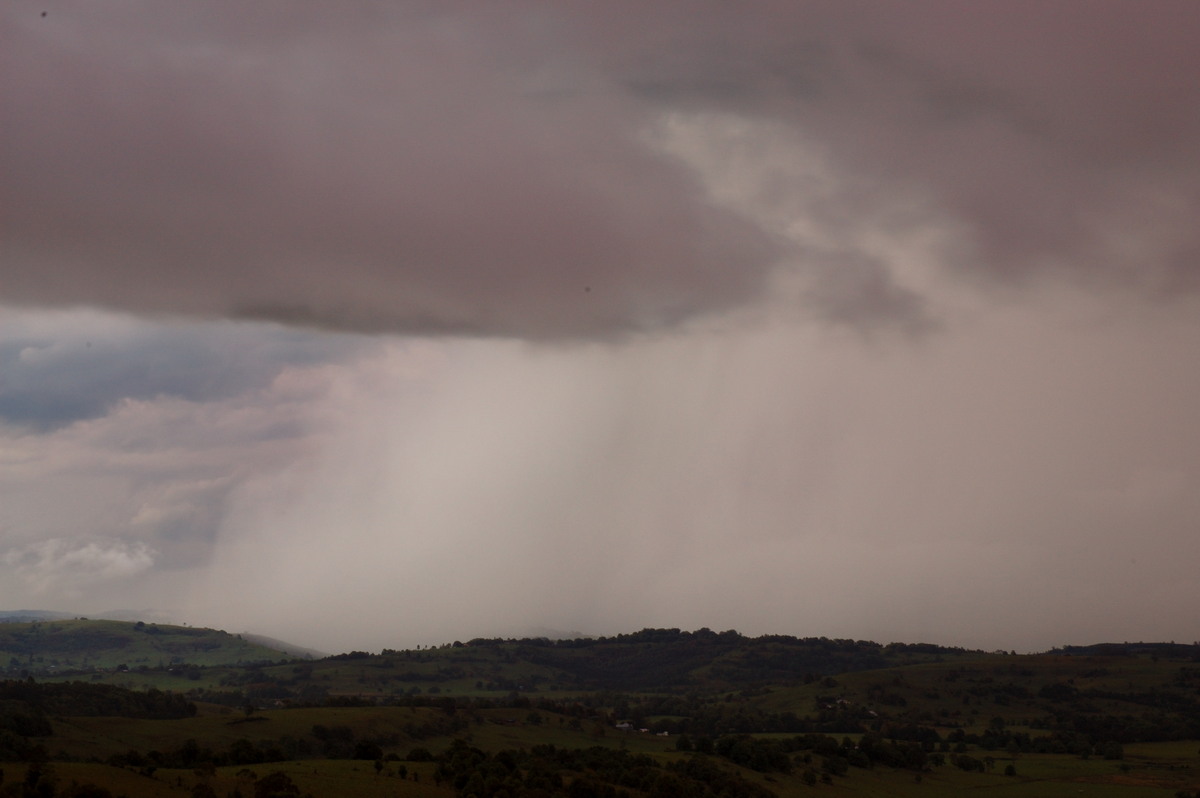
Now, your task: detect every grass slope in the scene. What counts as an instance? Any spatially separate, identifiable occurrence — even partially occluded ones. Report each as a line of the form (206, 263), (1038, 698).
(0, 619), (295, 673)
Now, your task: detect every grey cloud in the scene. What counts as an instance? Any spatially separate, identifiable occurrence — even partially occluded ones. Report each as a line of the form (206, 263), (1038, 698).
(6, 3), (1197, 340)
(813, 2), (1200, 289)
(5, 2), (1200, 652)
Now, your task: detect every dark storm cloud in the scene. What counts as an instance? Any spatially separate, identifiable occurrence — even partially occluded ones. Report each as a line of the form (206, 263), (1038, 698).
(0, 2), (782, 339)
(0, 313), (363, 428)
(4, 2), (1197, 339)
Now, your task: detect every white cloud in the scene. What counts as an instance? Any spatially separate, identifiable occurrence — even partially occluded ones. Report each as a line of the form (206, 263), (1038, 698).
(3, 538), (156, 595)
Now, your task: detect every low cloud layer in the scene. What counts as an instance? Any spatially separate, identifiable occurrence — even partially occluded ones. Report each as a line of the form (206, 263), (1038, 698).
(4, 3), (1199, 337)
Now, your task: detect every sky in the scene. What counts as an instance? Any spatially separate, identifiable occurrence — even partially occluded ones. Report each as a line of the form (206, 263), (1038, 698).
(3, 1), (1200, 656)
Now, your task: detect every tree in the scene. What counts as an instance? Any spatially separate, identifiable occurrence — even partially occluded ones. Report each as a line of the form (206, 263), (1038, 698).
(254, 771), (300, 798)
(648, 773), (688, 798)
(406, 747), (433, 762)
(353, 740), (383, 760)
(23, 761), (55, 792)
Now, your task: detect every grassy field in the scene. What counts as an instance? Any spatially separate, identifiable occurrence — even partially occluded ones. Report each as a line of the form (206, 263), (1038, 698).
(10, 739), (1198, 797)
(2, 760), (455, 797)
(20, 703), (1200, 797)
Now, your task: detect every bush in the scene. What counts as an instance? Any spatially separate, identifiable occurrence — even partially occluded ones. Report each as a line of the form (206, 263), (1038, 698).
(406, 747), (433, 762)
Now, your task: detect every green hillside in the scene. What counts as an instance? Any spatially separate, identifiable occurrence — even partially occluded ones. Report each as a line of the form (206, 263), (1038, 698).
(0, 618), (297, 673)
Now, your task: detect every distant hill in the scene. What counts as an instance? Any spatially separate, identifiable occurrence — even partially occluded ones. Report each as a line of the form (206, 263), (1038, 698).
(0, 608), (173, 624)
(0, 618), (301, 673)
(1054, 641), (1200, 659)
(240, 632), (327, 660)
(435, 628), (985, 691)
(0, 609), (75, 624)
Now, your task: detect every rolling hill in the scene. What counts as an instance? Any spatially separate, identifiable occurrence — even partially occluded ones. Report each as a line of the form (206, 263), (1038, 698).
(0, 618), (300, 673)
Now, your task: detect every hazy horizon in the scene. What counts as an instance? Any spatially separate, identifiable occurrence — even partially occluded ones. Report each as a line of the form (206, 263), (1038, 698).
(4, 608), (1186, 659)
(4, 2), (1200, 657)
